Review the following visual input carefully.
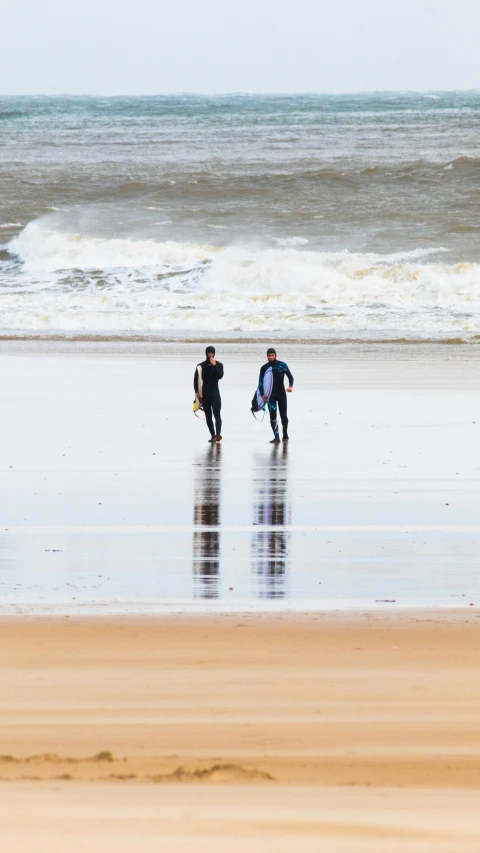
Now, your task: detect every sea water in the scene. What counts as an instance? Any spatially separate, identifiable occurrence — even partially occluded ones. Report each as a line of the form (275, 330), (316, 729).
(1, 92), (480, 339)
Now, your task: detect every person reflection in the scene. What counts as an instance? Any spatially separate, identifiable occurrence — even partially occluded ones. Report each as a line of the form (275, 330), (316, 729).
(192, 444), (222, 598)
(251, 444), (290, 599)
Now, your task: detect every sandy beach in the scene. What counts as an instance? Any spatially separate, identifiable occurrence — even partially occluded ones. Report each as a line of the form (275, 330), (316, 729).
(0, 612), (479, 851)
(0, 342), (479, 850)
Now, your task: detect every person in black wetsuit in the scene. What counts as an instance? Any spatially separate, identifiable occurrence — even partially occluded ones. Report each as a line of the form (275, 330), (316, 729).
(194, 346), (224, 442)
(258, 347), (294, 443)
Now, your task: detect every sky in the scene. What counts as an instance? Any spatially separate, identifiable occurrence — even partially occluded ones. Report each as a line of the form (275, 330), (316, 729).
(2, 0), (479, 95)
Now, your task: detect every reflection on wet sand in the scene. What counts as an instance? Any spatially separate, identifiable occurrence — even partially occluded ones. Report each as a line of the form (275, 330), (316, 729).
(192, 445), (222, 599)
(0, 534), (16, 597)
(251, 444), (290, 599)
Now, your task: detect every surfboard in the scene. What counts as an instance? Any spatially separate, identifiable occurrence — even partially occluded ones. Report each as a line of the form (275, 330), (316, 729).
(251, 365), (273, 414)
(193, 364), (204, 413)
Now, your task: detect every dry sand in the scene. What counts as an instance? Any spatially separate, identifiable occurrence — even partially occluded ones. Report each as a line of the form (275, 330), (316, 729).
(1, 613), (479, 850)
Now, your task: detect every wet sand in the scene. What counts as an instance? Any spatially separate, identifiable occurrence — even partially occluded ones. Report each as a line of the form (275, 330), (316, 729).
(1, 342), (480, 612)
(0, 613), (479, 851)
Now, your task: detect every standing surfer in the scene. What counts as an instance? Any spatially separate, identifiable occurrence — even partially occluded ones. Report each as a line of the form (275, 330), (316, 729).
(194, 346), (224, 442)
(258, 348), (293, 443)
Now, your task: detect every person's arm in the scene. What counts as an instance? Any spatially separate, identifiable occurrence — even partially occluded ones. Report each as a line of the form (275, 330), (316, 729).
(206, 356), (223, 380)
(284, 363), (294, 391)
(194, 366), (199, 393)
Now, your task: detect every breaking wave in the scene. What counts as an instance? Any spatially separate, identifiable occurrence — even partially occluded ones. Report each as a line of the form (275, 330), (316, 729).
(9, 222), (215, 272)
(4, 221), (480, 338)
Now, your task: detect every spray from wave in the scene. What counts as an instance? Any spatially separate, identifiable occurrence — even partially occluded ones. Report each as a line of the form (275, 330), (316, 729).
(9, 222), (216, 272)
(4, 221), (480, 339)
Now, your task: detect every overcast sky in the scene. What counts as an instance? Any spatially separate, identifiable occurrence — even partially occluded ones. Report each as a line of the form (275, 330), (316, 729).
(2, 0), (479, 95)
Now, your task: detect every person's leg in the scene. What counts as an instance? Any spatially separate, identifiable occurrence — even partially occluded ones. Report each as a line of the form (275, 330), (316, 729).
(269, 396), (280, 441)
(278, 391), (289, 440)
(212, 392), (222, 437)
(204, 398), (215, 439)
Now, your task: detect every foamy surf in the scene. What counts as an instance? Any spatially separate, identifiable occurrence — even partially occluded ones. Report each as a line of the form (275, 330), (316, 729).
(4, 221), (480, 338)
(9, 222), (217, 272)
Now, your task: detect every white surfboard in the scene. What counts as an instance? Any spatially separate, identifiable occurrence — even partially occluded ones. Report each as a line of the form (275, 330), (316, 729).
(193, 364), (204, 413)
(252, 365), (273, 412)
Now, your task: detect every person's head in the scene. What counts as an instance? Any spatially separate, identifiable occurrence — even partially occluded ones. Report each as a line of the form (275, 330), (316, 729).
(267, 347), (276, 363)
(205, 345), (215, 359)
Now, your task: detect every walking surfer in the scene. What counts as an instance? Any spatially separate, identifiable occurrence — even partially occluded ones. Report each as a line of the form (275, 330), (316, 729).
(194, 346), (224, 442)
(258, 348), (293, 443)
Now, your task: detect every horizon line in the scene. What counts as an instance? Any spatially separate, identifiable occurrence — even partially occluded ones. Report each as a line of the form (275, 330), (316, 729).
(2, 88), (480, 99)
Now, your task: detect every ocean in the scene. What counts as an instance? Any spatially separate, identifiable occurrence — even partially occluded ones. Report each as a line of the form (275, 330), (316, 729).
(1, 92), (480, 341)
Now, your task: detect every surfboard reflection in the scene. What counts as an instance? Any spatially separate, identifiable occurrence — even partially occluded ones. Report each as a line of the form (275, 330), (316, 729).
(192, 444), (222, 599)
(251, 444), (290, 599)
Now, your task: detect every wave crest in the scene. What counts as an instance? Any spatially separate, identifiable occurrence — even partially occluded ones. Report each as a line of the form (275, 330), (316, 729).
(4, 221), (480, 338)
(9, 222), (216, 272)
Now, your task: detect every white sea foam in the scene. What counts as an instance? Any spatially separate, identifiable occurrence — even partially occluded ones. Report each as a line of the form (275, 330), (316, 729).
(275, 237), (309, 246)
(9, 222), (216, 272)
(0, 222), (23, 228)
(4, 222), (480, 337)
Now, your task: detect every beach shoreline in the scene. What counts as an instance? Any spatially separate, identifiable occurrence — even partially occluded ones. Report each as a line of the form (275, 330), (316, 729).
(1, 342), (480, 614)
